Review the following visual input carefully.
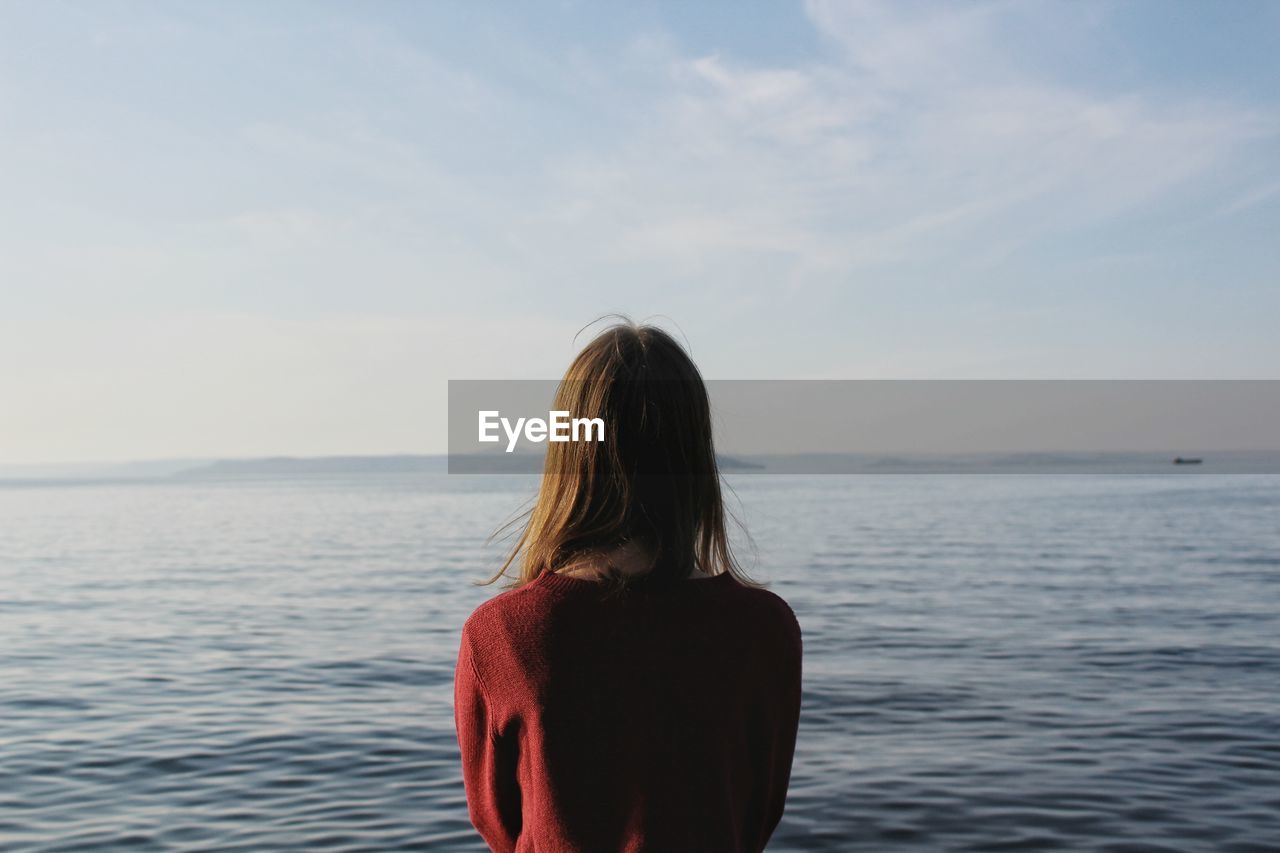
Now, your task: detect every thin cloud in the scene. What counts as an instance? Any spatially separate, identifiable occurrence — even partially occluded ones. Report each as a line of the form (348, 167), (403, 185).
(529, 0), (1274, 292)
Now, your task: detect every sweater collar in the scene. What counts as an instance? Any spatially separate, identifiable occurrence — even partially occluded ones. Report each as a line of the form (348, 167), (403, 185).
(534, 569), (734, 593)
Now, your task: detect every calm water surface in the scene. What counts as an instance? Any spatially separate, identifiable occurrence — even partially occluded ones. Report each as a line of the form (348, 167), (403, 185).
(2, 475), (1279, 851)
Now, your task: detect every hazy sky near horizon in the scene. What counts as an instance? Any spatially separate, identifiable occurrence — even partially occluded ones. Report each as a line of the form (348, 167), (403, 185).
(2, 1), (1278, 463)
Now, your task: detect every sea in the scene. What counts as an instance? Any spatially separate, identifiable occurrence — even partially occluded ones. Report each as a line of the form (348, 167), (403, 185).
(2, 473), (1278, 851)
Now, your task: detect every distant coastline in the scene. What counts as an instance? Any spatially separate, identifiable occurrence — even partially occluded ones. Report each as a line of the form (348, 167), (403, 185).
(7, 451), (1280, 484)
(178, 454), (767, 478)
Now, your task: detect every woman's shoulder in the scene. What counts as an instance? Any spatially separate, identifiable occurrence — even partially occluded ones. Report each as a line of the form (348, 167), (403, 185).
(733, 582), (802, 645)
(462, 577), (555, 636)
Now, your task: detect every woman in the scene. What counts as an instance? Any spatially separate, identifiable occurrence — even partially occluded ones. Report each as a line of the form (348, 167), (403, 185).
(454, 322), (802, 852)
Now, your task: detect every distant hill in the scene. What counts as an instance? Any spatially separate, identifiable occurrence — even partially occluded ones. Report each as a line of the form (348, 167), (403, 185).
(718, 455), (765, 470)
(0, 458), (213, 482)
(175, 455), (448, 478)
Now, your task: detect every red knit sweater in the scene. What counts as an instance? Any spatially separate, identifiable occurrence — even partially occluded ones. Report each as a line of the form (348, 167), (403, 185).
(454, 569), (803, 852)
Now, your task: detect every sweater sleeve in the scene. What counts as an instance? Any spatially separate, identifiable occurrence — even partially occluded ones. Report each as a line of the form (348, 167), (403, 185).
(755, 607), (803, 850)
(454, 627), (522, 852)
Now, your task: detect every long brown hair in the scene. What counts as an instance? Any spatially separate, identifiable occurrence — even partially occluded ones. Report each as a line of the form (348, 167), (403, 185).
(489, 320), (754, 589)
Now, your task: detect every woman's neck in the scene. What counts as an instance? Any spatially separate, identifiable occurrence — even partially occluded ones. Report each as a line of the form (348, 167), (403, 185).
(557, 542), (712, 581)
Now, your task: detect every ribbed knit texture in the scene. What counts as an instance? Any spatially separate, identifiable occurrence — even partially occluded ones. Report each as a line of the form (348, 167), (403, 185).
(454, 569), (803, 852)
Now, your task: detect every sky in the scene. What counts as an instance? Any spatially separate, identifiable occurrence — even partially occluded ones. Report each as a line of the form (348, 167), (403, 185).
(2, 0), (1278, 464)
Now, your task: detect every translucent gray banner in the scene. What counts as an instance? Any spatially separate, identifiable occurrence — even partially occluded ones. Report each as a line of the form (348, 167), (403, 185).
(447, 380), (1280, 474)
